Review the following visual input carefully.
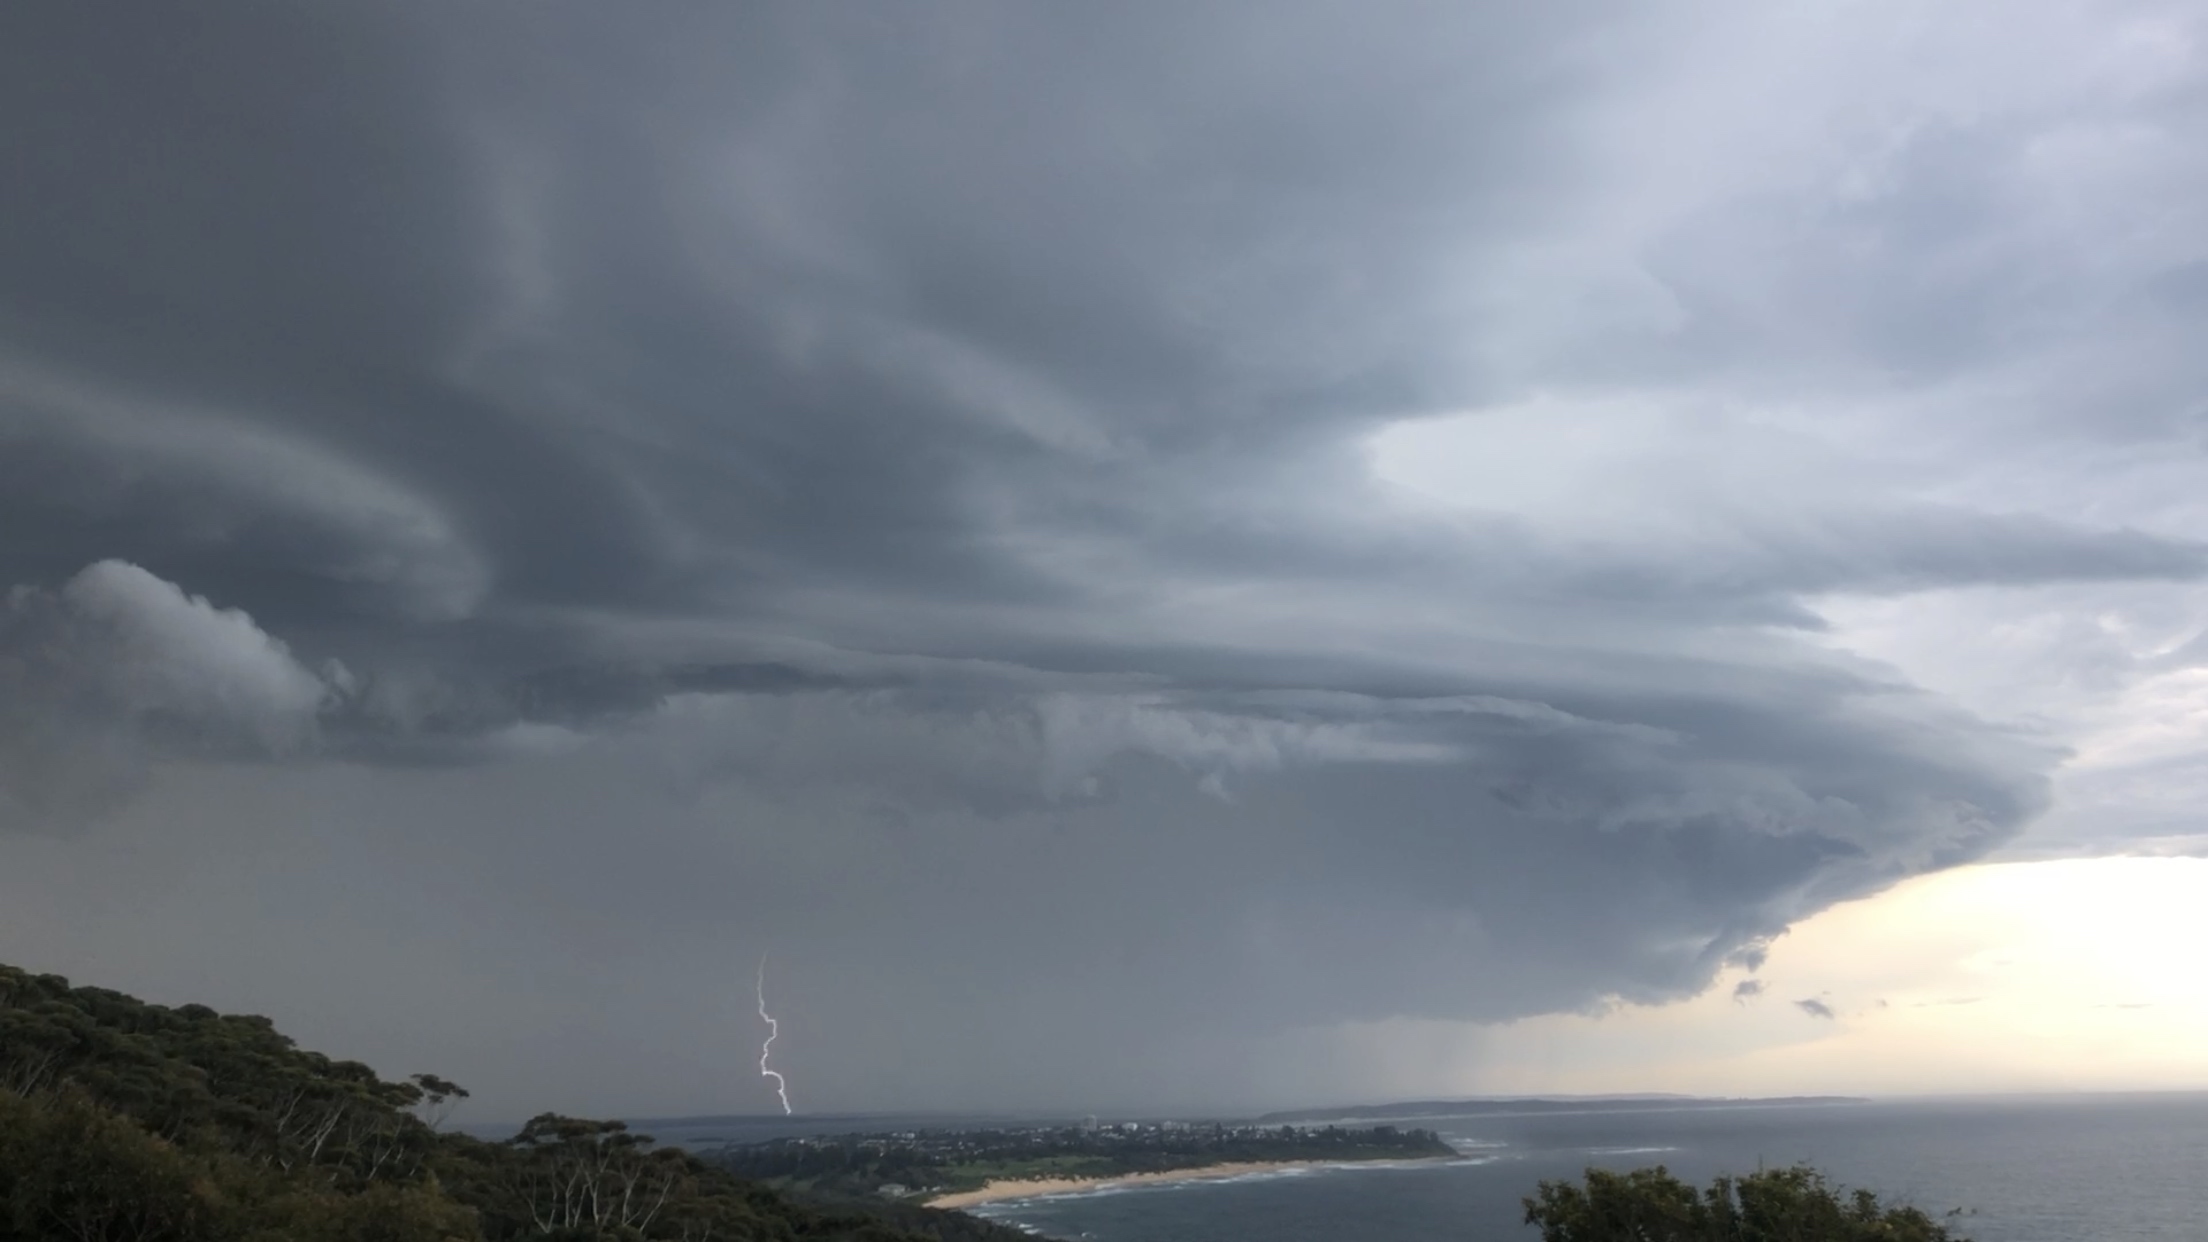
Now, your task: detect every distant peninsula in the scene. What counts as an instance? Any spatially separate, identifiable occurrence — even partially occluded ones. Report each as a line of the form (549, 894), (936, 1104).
(1257, 1094), (1871, 1123)
(714, 1119), (1459, 1210)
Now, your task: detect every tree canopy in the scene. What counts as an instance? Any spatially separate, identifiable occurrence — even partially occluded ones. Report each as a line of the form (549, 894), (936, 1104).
(1523, 1164), (1967, 1242)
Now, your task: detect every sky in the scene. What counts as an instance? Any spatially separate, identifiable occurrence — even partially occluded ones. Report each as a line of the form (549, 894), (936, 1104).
(4, 0), (2208, 1121)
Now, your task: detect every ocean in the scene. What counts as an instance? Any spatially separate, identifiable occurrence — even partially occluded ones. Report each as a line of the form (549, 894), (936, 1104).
(960, 1094), (2208, 1241)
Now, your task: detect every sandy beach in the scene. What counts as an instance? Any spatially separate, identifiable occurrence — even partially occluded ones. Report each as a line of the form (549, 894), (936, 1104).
(924, 1161), (1321, 1209)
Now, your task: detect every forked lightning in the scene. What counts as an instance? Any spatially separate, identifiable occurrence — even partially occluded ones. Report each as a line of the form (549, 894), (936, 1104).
(756, 953), (792, 1115)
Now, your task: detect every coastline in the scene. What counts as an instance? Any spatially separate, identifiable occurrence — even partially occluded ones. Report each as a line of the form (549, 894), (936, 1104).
(922, 1160), (1339, 1209)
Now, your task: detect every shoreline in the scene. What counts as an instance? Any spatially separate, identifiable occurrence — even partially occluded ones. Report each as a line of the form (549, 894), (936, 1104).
(922, 1158), (1400, 1209)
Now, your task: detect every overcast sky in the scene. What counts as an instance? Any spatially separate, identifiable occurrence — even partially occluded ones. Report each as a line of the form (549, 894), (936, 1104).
(5, 0), (2208, 1120)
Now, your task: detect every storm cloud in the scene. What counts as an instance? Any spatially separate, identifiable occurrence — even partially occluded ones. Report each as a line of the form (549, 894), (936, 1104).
(0, 560), (339, 831)
(3, 0), (2207, 1115)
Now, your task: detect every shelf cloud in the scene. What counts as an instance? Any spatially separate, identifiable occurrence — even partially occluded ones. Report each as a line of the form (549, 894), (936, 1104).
(3, 0), (2206, 1114)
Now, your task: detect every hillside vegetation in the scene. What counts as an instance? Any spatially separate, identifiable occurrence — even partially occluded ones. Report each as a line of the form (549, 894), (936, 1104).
(0, 964), (1026, 1242)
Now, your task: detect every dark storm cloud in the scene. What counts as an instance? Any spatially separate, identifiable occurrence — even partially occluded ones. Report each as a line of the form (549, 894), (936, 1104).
(2, 0), (2205, 1112)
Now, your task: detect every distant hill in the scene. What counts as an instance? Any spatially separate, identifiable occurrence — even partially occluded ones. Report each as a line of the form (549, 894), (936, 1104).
(1257, 1095), (1870, 1122)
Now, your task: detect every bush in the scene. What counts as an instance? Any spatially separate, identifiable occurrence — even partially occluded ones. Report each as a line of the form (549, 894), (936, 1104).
(0, 1087), (224, 1242)
(1523, 1163), (1964, 1242)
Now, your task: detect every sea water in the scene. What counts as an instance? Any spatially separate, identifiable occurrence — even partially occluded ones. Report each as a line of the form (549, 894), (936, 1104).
(964, 1095), (2208, 1241)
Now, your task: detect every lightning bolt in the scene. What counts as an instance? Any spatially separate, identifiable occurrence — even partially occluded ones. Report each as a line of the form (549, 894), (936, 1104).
(756, 953), (792, 1115)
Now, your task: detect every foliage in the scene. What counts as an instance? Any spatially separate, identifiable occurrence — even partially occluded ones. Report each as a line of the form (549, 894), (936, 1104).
(0, 964), (1028, 1242)
(0, 1086), (225, 1242)
(1523, 1163), (1967, 1242)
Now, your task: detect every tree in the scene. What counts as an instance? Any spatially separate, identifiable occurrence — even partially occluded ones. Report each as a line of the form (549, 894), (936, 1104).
(408, 1075), (471, 1132)
(1523, 1164), (1965, 1242)
(0, 1087), (223, 1242)
(498, 1115), (683, 1237)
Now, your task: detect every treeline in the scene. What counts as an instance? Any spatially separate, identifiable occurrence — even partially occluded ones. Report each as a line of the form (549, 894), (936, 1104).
(0, 964), (1030, 1242)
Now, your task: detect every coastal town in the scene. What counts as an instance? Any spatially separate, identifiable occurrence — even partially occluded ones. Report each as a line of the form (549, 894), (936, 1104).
(713, 1119), (1460, 1205)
